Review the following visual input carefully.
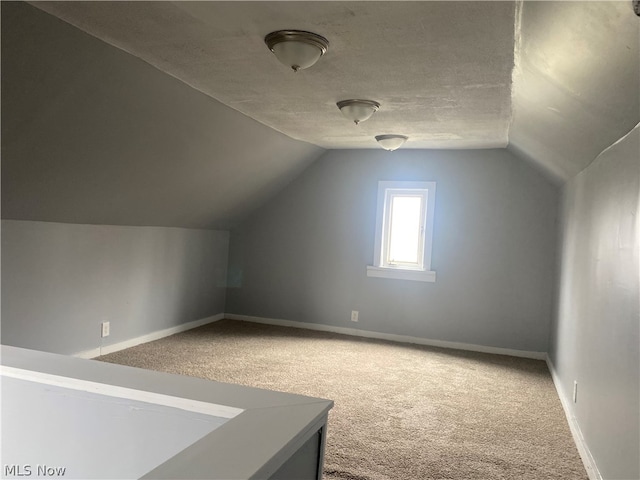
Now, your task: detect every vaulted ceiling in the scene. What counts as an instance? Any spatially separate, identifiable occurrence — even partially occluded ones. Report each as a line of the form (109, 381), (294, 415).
(26, 1), (640, 182)
(29, 1), (516, 151)
(2, 2), (638, 229)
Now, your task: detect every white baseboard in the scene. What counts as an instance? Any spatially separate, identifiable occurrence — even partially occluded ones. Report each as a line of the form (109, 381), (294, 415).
(73, 313), (225, 359)
(224, 313), (547, 360)
(545, 355), (601, 480)
(74, 312), (595, 479)
(74, 347), (102, 359)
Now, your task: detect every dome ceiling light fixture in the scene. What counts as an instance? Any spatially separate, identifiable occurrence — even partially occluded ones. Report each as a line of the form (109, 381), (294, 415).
(264, 30), (329, 72)
(375, 135), (409, 151)
(336, 99), (381, 125)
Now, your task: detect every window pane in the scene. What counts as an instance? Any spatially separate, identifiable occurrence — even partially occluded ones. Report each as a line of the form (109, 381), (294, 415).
(388, 195), (421, 264)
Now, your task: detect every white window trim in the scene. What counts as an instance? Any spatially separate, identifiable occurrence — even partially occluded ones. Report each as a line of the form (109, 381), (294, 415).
(367, 180), (437, 283)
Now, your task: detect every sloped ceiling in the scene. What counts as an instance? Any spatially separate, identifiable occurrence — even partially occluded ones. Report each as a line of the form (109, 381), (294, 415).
(509, 1), (639, 181)
(1, 2), (324, 229)
(28, 1), (640, 183)
(29, 1), (516, 151)
(2, 1), (638, 230)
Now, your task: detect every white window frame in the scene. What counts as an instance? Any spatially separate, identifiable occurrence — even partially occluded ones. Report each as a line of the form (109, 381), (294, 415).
(367, 181), (436, 282)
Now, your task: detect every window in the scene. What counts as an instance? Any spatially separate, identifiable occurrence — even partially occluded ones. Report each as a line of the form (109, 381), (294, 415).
(367, 181), (436, 282)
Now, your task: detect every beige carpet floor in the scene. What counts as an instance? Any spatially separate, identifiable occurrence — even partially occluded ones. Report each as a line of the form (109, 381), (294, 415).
(98, 319), (587, 480)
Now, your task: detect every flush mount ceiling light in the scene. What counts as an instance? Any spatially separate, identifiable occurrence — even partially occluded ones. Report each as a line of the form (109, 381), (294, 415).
(336, 99), (381, 125)
(264, 30), (329, 72)
(375, 135), (408, 151)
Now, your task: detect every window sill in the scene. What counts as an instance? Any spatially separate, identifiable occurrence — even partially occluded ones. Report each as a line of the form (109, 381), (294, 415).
(366, 266), (436, 283)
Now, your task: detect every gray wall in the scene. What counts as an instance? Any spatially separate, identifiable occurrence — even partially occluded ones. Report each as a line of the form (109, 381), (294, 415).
(1, 220), (229, 355)
(227, 148), (559, 353)
(550, 125), (639, 479)
(1, 2), (322, 356)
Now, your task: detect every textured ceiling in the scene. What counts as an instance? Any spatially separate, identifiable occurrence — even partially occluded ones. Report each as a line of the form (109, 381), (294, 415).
(30, 1), (516, 150)
(21, 1), (640, 183)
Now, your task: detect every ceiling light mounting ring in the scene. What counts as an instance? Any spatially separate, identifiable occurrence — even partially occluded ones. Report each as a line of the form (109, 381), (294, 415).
(336, 99), (381, 125)
(264, 30), (329, 72)
(264, 30), (329, 54)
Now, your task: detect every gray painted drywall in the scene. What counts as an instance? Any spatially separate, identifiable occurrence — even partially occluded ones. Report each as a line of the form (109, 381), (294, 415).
(550, 125), (639, 479)
(227, 148), (559, 352)
(508, 1), (639, 182)
(1, 2), (323, 230)
(1, 220), (229, 355)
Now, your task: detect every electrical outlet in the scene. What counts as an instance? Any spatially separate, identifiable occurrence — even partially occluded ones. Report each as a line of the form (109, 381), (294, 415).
(101, 321), (110, 338)
(573, 381), (578, 403)
(351, 310), (359, 322)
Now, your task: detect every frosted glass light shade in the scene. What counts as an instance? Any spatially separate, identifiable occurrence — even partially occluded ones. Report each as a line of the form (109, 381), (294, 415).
(265, 30), (329, 72)
(337, 100), (381, 125)
(375, 135), (408, 151)
(271, 42), (321, 71)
